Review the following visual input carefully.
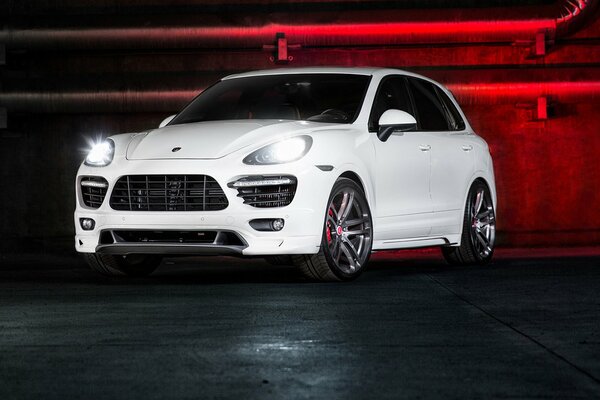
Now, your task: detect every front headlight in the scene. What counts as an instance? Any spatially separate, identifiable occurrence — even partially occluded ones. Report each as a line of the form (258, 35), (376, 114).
(85, 139), (115, 167)
(243, 136), (313, 165)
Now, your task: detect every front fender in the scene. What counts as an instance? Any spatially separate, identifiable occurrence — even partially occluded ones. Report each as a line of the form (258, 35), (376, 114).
(306, 129), (375, 208)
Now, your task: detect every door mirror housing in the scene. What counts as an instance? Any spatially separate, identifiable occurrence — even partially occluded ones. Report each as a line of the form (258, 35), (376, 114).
(159, 114), (176, 128)
(377, 109), (417, 142)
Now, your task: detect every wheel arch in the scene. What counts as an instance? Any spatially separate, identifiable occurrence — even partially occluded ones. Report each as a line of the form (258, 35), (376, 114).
(336, 170), (375, 211)
(464, 171), (497, 210)
(339, 170), (365, 192)
(460, 173), (497, 224)
(451, 174), (496, 247)
(472, 176), (491, 190)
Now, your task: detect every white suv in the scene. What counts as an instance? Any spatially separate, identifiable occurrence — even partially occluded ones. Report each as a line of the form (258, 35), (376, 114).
(75, 67), (496, 281)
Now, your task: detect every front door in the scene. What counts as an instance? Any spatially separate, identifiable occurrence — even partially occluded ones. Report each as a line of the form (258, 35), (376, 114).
(370, 76), (433, 240)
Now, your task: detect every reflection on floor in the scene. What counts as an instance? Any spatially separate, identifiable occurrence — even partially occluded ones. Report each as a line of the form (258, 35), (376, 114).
(0, 247), (599, 399)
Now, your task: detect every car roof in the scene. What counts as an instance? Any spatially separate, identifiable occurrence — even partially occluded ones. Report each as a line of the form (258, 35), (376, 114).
(222, 67), (432, 81)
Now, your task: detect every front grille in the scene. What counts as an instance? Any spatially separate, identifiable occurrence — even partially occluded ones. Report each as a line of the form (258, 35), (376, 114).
(231, 175), (297, 208)
(80, 176), (108, 209)
(109, 175), (228, 211)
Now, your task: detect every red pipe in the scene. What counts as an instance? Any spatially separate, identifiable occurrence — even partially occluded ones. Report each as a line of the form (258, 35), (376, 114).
(556, 0), (596, 34)
(447, 81), (600, 105)
(0, 20), (555, 49)
(1, 81), (599, 113)
(0, 1), (597, 49)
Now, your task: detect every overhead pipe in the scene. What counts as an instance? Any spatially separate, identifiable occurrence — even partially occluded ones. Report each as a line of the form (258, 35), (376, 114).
(2, 80), (600, 113)
(0, 0), (552, 11)
(555, 0), (596, 35)
(0, 90), (194, 113)
(448, 81), (600, 105)
(15, 43), (600, 75)
(0, 1), (597, 50)
(2, 67), (597, 111)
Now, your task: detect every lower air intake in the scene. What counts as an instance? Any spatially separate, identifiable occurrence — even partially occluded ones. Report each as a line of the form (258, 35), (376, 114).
(81, 176), (108, 209)
(229, 175), (297, 208)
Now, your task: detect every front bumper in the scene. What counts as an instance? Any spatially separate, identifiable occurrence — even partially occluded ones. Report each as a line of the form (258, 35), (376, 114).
(74, 158), (336, 256)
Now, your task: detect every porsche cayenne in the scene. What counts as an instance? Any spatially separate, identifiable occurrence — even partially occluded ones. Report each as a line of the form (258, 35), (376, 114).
(75, 67), (496, 281)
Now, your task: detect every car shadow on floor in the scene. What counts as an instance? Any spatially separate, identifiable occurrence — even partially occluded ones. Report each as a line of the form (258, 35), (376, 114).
(112, 255), (443, 285)
(0, 251), (450, 285)
(1, 250), (599, 286)
(144, 251), (600, 285)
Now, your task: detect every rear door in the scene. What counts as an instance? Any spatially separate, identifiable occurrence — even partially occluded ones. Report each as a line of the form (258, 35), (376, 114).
(406, 77), (475, 236)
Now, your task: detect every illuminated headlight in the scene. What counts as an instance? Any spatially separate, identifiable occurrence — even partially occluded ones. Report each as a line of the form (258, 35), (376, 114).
(243, 136), (312, 165)
(85, 140), (115, 167)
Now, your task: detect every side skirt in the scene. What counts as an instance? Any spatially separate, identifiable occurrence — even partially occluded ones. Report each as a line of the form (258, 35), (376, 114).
(372, 234), (461, 251)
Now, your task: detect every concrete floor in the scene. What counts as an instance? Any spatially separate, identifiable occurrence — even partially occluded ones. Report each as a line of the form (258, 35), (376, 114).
(0, 248), (599, 399)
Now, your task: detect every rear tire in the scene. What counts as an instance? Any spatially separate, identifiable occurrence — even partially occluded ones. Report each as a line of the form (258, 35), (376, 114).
(84, 253), (162, 277)
(293, 178), (373, 282)
(442, 180), (496, 266)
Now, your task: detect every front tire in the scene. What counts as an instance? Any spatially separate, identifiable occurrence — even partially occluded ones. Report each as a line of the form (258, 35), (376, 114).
(442, 180), (496, 265)
(84, 253), (162, 277)
(293, 178), (373, 281)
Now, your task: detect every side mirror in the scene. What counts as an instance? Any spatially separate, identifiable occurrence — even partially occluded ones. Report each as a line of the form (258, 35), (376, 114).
(158, 114), (176, 128)
(377, 109), (417, 142)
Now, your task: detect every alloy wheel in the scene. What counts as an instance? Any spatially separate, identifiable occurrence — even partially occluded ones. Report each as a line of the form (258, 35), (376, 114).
(325, 188), (372, 274)
(470, 187), (496, 258)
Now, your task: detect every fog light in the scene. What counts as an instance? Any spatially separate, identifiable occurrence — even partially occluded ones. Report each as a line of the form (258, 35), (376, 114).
(80, 218), (95, 231)
(249, 218), (285, 232)
(271, 218), (285, 231)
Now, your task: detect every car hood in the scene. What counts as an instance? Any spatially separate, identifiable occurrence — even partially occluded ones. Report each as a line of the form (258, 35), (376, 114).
(126, 120), (340, 160)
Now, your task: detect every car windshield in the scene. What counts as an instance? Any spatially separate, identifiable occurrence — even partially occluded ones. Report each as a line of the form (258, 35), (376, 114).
(169, 73), (371, 125)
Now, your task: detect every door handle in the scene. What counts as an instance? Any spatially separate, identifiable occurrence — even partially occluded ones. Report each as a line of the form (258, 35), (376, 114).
(419, 144), (431, 151)
(461, 145), (473, 152)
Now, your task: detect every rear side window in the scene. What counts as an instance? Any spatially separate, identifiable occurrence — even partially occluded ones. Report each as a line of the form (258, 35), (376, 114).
(435, 87), (466, 131)
(407, 78), (449, 131)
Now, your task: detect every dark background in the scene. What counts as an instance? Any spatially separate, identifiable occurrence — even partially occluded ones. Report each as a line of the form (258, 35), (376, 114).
(1, 4), (600, 399)
(1, 0), (599, 254)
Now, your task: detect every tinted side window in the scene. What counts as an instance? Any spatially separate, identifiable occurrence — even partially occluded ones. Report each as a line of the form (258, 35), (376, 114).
(435, 87), (466, 131)
(369, 77), (413, 132)
(408, 78), (449, 131)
